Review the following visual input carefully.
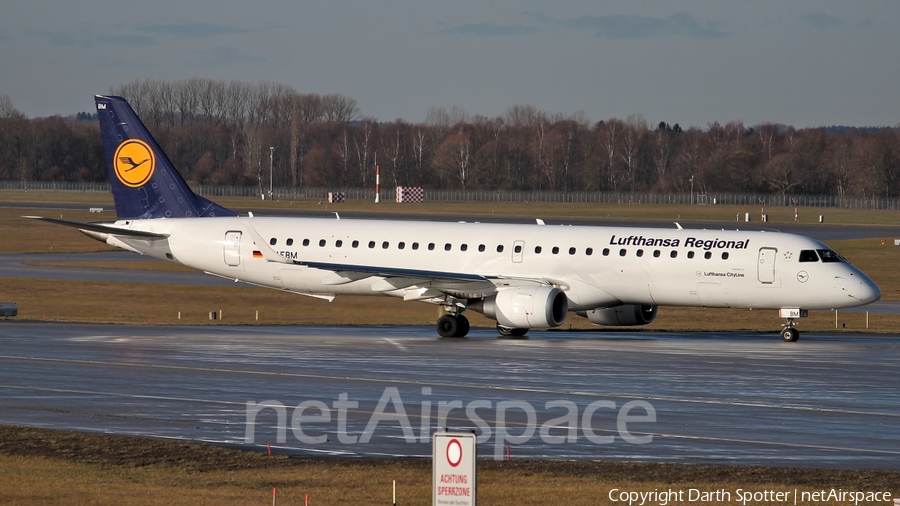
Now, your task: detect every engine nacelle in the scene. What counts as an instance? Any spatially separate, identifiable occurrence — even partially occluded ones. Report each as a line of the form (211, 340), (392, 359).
(476, 286), (568, 329)
(581, 305), (658, 326)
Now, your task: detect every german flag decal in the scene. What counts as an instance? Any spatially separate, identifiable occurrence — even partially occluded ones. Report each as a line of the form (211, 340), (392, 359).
(253, 251), (263, 258)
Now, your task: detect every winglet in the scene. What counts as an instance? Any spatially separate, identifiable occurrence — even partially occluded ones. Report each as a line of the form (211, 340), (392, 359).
(241, 220), (291, 264)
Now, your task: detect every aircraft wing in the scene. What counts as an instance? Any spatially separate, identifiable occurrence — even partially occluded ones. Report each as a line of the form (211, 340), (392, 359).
(242, 219), (545, 298)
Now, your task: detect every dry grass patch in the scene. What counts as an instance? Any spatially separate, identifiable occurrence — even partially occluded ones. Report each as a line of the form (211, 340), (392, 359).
(0, 426), (897, 506)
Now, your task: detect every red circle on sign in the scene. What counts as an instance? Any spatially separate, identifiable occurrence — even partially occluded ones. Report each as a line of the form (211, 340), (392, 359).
(446, 438), (462, 467)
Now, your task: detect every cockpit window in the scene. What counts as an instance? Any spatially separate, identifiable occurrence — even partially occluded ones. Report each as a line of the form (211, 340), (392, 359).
(816, 249), (843, 263)
(799, 250), (819, 262)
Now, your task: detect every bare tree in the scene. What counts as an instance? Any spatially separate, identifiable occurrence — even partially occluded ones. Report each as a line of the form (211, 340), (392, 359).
(410, 126), (428, 186)
(380, 120), (407, 186)
(322, 94), (359, 123)
(433, 129), (472, 189)
(353, 119), (376, 186)
(599, 119), (622, 191)
(333, 127), (352, 188)
(620, 114), (647, 193)
(0, 95), (23, 119)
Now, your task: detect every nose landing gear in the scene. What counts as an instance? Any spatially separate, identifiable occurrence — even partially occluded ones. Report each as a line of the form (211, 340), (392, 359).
(778, 309), (807, 342)
(780, 322), (800, 342)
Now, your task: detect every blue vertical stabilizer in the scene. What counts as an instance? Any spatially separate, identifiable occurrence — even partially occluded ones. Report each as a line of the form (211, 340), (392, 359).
(95, 95), (236, 220)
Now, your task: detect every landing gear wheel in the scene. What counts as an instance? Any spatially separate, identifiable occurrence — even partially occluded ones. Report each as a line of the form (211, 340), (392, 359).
(437, 314), (469, 338)
(781, 327), (800, 342)
(497, 324), (528, 338)
(457, 315), (470, 337)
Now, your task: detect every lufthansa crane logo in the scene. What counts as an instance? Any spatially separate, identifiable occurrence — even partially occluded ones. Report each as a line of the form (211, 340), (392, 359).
(113, 139), (155, 188)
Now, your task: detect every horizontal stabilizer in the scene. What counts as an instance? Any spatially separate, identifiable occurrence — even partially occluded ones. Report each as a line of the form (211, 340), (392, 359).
(23, 216), (169, 239)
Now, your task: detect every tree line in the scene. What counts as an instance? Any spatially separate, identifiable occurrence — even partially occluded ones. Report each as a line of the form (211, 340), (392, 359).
(1, 79), (899, 197)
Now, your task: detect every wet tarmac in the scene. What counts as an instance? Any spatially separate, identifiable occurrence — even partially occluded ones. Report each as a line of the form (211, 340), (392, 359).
(0, 322), (897, 469)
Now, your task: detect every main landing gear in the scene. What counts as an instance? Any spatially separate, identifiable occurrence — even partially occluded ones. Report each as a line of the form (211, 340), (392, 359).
(497, 324), (528, 338)
(437, 313), (470, 338)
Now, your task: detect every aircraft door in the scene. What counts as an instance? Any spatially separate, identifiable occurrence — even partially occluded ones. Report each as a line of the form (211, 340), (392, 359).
(512, 240), (525, 263)
(224, 231), (242, 267)
(757, 247), (776, 283)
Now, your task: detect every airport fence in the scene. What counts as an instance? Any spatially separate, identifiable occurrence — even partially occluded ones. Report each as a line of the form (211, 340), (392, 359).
(3, 180), (900, 210)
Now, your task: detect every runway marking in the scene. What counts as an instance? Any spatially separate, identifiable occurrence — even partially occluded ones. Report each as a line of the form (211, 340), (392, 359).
(1, 384), (898, 458)
(383, 338), (408, 352)
(1, 354), (898, 419)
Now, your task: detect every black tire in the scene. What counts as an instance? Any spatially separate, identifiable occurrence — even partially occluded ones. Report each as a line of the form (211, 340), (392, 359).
(497, 324), (528, 338)
(781, 327), (799, 342)
(437, 314), (460, 338)
(457, 315), (470, 337)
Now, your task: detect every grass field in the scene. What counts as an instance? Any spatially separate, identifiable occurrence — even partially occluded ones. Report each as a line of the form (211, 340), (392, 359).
(0, 425), (897, 506)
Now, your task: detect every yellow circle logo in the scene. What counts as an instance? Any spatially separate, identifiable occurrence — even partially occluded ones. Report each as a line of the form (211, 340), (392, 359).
(113, 139), (155, 188)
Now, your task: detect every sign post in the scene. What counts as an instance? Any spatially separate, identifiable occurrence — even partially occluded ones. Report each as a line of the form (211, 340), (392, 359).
(433, 431), (476, 506)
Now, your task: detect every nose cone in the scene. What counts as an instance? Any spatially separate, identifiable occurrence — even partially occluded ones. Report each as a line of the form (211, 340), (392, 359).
(847, 268), (881, 305)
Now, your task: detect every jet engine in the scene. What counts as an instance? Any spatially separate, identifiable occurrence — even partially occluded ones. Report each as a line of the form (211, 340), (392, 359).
(472, 285), (568, 329)
(580, 305), (658, 326)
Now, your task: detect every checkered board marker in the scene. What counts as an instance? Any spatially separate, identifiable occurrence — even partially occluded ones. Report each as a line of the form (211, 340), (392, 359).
(396, 186), (424, 203)
(327, 192), (345, 203)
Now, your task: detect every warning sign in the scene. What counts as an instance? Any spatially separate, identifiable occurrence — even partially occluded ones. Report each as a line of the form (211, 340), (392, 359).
(433, 431), (476, 506)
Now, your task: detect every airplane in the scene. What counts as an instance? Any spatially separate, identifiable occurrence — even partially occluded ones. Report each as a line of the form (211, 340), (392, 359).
(27, 95), (881, 342)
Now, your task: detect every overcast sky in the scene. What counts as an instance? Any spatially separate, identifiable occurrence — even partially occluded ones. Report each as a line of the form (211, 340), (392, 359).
(1, 1), (897, 128)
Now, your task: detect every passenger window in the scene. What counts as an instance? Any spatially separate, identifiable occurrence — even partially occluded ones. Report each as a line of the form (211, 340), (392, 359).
(670, 250), (678, 258)
(569, 247), (576, 255)
(336, 240), (343, 247)
(653, 250), (660, 258)
(514, 245), (522, 254)
(619, 249), (626, 257)
(704, 252), (712, 259)
(602, 248), (610, 256)
(382, 241), (390, 249)
(460, 244), (468, 251)
(444, 243), (452, 251)
(817, 249), (842, 263)
(552, 246), (559, 255)
(286, 238), (294, 246)
(478, 244), (485, 252)
(687, 251), (695, 259)
(303, 238), (310, 246)
(319, 239), (326, 247)
(497, 245), (505, 253)
(368, 241), (376, 249)
(352, 240), (359, 248)
(586, 247), (593, 256)
(799, 250), (820, 262)
(398, 242), (405, 250)
(636, 249), (644, 257)
(535, 246), (542, 254)
(270, 238), (277, 246)
(412, 242), (419, 250)
(721, 252), (729, 260)
(428, 243), (435, 251)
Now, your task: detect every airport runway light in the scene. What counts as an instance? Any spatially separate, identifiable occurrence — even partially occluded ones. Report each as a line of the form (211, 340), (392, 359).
(690, 175), (694, 205)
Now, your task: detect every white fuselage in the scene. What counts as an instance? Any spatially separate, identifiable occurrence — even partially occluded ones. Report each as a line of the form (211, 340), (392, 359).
(108, 216), (880, 313)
